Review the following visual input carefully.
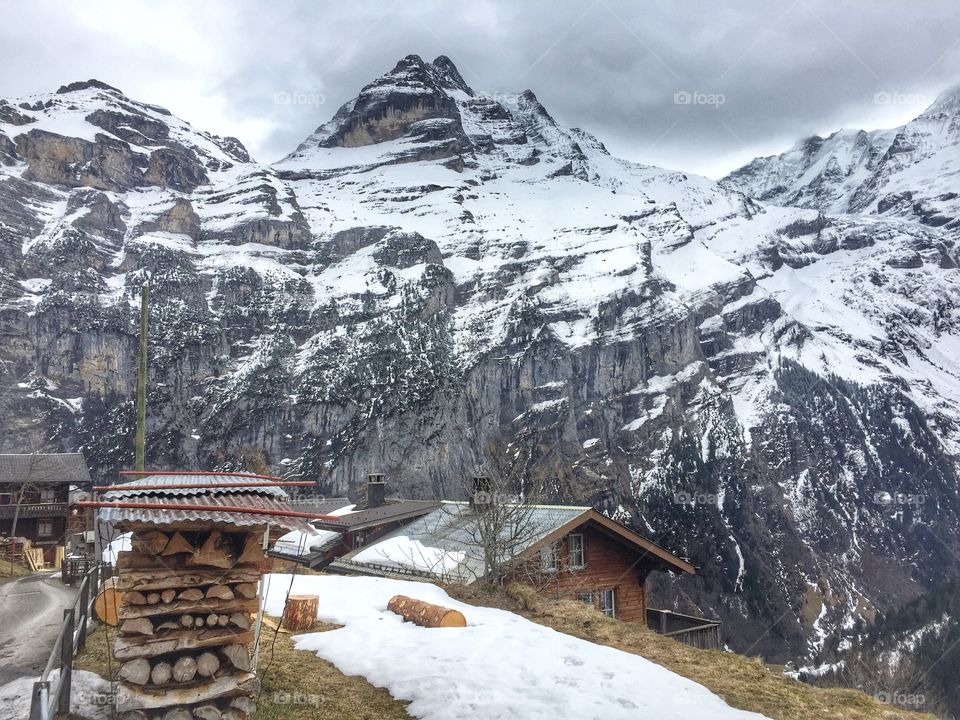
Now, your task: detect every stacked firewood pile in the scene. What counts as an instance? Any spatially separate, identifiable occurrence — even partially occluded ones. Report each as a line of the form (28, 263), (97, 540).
(112, 527), (269, 720)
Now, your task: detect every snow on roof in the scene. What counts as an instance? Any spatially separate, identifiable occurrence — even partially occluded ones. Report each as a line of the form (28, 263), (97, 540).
(339, 501), (587, 582)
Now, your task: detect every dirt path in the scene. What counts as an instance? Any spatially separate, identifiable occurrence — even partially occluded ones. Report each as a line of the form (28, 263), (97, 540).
(0, 571), (78, 685)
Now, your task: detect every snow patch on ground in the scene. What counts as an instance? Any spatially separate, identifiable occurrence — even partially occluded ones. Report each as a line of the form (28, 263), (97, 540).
(262, 574), (770, 720)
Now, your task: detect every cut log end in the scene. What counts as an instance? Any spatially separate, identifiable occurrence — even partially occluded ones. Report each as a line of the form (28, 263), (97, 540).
(281, 594), (318, 631)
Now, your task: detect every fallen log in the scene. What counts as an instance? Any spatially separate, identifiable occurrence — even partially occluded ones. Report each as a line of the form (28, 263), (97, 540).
(387, 595), (466, 628)
(281, 594), (318, 631)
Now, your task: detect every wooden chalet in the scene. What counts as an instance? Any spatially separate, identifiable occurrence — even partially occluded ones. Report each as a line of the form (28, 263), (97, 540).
(0, 452), (91, 564)
(268, 474), (439, 569)
(331, 501), (694, 625)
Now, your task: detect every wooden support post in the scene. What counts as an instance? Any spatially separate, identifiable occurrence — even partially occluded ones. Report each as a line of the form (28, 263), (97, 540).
(135, 282), (148, 471)
(58, 608), (74, 716)
(30, 680), (50, 720)
(29, 681), (49, 720)
(77, 574), (90, 651)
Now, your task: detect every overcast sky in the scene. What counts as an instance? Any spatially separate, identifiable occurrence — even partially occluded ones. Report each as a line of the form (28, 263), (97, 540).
(2, 0), (958, 178)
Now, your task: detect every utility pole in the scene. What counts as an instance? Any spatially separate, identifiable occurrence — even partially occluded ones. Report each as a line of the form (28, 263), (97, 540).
(135, 282), (149, 471)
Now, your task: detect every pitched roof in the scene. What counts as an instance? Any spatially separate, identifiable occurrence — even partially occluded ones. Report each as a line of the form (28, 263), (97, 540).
(332, 502), (694, 582)
(0, 453), (92, 485)
(332, 501), (587, 582)
(310, 499), (440, 531)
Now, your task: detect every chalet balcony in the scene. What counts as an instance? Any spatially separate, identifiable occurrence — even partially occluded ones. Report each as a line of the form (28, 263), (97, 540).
(647, 608), (722, 650)
(0, 502), (67, 519)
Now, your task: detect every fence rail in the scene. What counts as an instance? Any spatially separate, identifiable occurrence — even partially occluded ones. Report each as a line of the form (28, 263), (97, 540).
(30, 563), (100, 720)
(647, 607), (722, 651)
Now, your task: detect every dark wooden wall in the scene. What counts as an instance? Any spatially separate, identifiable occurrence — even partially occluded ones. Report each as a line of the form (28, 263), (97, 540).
(513, 523), (652, 623)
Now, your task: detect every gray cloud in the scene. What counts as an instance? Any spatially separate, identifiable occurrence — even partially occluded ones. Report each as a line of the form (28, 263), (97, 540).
(1, 0), (957, 177)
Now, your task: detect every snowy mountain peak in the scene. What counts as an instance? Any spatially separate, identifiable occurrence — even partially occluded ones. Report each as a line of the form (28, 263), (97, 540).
(723, 80), (960, 226)
(429, 54), (474, 95)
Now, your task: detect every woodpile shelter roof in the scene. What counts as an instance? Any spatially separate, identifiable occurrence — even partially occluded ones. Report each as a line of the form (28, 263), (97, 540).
(98, 472), (314, 531)
(0, 452), (92, 484)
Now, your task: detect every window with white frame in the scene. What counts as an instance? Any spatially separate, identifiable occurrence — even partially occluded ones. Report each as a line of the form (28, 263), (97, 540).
(37, 518), (54, 536)
(540, 543), (559, 572)
(576, 591), (595, 607)
(599, 588), (616, 618)
(568, 533), (585, 569)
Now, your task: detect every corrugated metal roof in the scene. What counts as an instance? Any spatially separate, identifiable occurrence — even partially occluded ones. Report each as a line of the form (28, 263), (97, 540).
(0, 453), (92, 485)
(339, 501), (588, 582)
(98, 475), (312, 532)
(102, 473), (289, 498)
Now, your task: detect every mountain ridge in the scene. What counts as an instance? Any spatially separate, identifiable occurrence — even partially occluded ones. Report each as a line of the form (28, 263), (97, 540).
(1, 58), (959, 684)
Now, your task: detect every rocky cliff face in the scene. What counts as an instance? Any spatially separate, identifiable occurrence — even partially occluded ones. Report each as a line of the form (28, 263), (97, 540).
(1, 58), (959, 670)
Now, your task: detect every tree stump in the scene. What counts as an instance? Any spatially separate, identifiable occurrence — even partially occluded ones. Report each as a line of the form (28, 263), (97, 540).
(387, 595), (467, 628)
(281, 594), (318, 631)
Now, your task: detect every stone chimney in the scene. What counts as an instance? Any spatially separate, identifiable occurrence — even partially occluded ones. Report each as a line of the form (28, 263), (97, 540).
(469, 475), (492, 510)
(367, 473), (387, 508)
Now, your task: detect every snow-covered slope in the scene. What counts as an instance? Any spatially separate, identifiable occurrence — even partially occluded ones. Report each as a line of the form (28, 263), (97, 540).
(1, 58), (959, 672)
(262, 574), (770, 720)
(722, 85), (960, 227)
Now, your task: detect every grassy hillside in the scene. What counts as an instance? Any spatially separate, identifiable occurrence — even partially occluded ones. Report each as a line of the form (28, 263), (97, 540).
(449, 583), (935, 720)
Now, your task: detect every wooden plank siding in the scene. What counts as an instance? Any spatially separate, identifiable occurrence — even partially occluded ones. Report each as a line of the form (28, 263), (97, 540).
(509, 523), (655, 623)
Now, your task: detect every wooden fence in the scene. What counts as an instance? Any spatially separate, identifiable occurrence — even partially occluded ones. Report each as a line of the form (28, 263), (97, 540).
(646, 608), (722, 650)
(29, 564), (100, 720)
